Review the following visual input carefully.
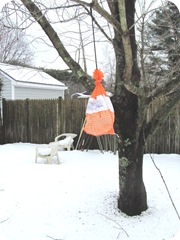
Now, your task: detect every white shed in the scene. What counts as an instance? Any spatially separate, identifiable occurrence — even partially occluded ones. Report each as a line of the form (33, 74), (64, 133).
(0, 63), (67, 100)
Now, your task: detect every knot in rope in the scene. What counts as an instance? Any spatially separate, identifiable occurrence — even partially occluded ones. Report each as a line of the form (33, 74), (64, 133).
(93, 69), (104, 85)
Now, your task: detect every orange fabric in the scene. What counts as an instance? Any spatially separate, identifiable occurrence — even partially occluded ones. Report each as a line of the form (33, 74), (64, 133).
(91, 69), (107, 98)
(93, 69), (104, 84)
(84, 111), (115, 136)
(91, 84), (107, 98)
(83, 69), (115, 136)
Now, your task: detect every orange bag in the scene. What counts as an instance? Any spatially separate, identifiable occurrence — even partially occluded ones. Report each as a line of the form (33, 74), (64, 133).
(84, 69), (115, 136)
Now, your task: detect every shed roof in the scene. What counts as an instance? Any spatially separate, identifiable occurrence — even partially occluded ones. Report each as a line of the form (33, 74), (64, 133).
(0, 63), (67, 89)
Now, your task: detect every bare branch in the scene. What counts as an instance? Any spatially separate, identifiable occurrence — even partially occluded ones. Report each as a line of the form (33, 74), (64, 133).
(145, 88), (180, 139)
(84, 6), (112, 43)
(118, 0), (133, 83)
(0, 217), (10, 224)
(98, 213), (129, 238)
(71, 0), (123, 34)
(147, 75), (180, 100)
(46, 235), (63, 240)
(20, 0), (93, 92)
(0, 21), (34, 64)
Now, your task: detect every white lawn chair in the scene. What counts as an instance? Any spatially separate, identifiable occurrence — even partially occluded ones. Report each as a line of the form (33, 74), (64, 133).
(55, 133), (77, 151)
(35, 141), (60, 164)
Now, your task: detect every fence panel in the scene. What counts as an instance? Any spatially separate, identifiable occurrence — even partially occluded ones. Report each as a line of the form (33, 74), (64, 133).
(146, 99), (180, 153)
(1, 98), (179, 153)
(1, 98), (86, 145)
(28, 99), (59, 143)
(58, 98), (87, 146)
(2, 98), (59, 144)
(3, 99), (29, 143)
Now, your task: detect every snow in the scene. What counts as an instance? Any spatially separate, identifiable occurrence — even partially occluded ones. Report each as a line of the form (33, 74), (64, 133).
(0, 63), (65, 86)
(0, 143), (179, 240)
(58, 136), (73, 146)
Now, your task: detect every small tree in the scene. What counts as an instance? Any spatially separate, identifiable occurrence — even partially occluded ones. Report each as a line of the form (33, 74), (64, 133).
(0, 16), (34, 65)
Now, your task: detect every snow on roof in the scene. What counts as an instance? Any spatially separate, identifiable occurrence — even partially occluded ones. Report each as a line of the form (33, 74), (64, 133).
(0, 63), (66, 87)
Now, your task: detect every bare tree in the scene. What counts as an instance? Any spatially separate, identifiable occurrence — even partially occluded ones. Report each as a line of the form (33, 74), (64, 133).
(6, 0), (180, 216)
(0, 5), (34, 65)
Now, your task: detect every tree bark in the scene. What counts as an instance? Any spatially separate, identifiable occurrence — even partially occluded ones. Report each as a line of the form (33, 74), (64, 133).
(118, 142), (147, 215)
(111, 0), (147, 215)
(112, 87), (148, 215)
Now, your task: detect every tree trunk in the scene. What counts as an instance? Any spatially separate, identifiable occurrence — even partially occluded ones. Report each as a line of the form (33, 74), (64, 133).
(113, 91), (148, 216)
(108, 0), (148, 216)
(112, 28), (148, 215)
(118, 144), (147, 216)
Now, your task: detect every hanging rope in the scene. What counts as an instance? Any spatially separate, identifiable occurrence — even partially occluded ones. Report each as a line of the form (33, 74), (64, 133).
(90, 4), (98, 69)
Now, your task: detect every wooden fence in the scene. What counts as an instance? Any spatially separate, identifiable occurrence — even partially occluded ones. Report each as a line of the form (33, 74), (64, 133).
(1, 98), (86, 145)
(146, 99), (180, 154)
(0, 98), (179, 153)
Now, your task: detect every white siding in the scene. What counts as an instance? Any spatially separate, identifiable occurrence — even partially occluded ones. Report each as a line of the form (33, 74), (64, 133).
(0, 65), (67, 100)
(14, 86), (64, 99)
(0, 72), (13, 99)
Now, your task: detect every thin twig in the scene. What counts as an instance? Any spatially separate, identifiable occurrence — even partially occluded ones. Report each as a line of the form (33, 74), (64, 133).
(98, 213), (129, 238)
(46, 235), (63, 240)
(150, 154), (180, 221)
(0, 217), (10, 224)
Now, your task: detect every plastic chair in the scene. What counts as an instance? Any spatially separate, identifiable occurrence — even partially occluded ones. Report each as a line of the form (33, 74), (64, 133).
(35, 141), (60, 164)
(55, 133), (77, 151)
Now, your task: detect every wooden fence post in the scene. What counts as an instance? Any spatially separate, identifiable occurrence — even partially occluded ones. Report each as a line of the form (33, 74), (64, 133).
(57, 97), (62, 135)
(25, 98), (30, 142)
(1, 98), (6, 144)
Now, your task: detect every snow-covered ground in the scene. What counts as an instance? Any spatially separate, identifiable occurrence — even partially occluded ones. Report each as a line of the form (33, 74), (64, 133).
(0, 143), (179, 240)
